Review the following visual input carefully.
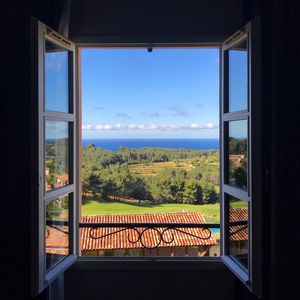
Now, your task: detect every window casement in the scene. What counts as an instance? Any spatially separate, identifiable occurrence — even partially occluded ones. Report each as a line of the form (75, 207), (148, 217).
(32, 17), (262, 298)
(32, 19), (78, 295)
(220, 18), (262, 297)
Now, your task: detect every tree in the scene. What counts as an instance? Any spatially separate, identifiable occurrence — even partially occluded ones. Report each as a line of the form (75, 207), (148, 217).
(129, 177), (150, 200)
(46, 199), (62, 219)
(101, 179), (117, 200)
(88, 173), (103, 197)
(82, 167), (91, 198)
(182, 179), (203, 204)
(201, 182), (219, 204)
(233, 158), (247, 189)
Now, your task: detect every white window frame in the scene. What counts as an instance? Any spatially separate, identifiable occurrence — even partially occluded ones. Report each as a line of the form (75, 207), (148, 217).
(75, 43), (222, 260)
(220, 18), (262, 298)
(32, 19), (78, 296)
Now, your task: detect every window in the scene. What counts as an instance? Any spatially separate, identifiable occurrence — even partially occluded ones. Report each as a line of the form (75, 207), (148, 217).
(32, 20), (78, 295)
(221, 18), (262, 297)
(33, 17), (262, 298)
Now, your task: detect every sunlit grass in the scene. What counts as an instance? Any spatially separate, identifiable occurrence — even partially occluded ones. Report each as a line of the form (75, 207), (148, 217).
(81, 199), (220, 223)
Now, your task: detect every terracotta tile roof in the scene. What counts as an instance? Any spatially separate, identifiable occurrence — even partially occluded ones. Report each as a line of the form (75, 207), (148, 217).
(46, 226), (69, 255)
(80, 212), (216, 251)
(46, 212), (217, 255)
(229, 208), (248, 241)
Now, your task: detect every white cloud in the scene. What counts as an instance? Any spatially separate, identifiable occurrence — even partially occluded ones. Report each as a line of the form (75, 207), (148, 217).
(82, 123), (218, 131)
(104, 124), (113, 130)
(190, 123), (201, 129)
(82, 124), (93, 130)
(206, 122), (216, 129)
(128, 124), (137, 129)
(95, 124), (104, 130)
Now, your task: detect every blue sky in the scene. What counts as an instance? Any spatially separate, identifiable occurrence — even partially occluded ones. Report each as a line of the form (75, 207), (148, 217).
(45, 49), (69, 112)
(81, 48), (220, 139)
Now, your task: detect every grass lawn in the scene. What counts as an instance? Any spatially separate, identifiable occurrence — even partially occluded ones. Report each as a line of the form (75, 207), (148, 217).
(82, 199), (221, 223)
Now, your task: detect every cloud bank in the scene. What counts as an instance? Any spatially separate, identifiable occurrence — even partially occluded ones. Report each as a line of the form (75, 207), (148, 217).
(82, 123), (218, 131)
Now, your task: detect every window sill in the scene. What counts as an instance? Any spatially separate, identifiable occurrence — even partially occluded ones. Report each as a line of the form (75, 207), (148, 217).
(70, 256), (226, 271)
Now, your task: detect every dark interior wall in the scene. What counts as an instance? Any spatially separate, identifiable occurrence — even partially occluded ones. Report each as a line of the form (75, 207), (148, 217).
(69, 0), (244, 42)
(269, 0), (300, 299)
(0, 13), (33, 300)
(65, 261), (239, 300)
(243, 0), (300, 298)
(1, 0), (300, 299)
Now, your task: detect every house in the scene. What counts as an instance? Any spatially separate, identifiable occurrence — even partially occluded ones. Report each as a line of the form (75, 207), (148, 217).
(46, 212), (217, 257)
(81, 212), (217, 257)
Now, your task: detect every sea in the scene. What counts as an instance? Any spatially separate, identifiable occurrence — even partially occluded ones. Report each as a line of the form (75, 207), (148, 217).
(82, 138), (219, 151)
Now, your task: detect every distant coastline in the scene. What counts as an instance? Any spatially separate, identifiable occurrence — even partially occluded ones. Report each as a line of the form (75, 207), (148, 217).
(82, 138), (219, 151)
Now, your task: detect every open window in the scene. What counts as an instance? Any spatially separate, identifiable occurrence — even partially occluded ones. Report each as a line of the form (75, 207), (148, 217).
(221, 18), (262, 297)
(32, 19), (78, 295)
(32, 17), (262, 298)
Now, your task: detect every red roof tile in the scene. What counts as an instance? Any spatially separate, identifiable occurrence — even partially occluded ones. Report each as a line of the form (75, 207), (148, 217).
(46, 226), (69, 255)
(229, 208), (248, 241)
(46, 212), (217, 255)
(80, 212), (216, 251)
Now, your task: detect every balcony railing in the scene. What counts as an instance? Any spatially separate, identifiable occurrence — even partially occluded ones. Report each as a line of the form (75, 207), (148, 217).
(46, 220), (247, 251)
(79, 222), (221, 250)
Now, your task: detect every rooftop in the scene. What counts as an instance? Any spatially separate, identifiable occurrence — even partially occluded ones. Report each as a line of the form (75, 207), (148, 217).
(46, 212), (218, 255)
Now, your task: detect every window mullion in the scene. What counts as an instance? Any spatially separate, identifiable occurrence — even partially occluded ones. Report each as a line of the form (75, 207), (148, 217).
(43, 112), (75, 122)
(44, 184), (75, 201)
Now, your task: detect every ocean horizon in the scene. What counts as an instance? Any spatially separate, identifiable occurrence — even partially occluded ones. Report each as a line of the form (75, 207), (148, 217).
(82, 138), (219, 151)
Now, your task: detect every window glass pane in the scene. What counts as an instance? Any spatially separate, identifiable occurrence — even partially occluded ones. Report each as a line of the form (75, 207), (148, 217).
(228, 195), (248, 270)
(228, 39), (248, 112)
(227, 120), (248, 190)
(45, 194), (69, 271)
(45, 121), (69, 191)
(45, 40), (69, 112)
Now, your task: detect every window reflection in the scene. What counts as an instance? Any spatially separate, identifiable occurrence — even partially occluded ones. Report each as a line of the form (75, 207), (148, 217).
(45, 40), (69, 112)
(228, 195), (248, 270)
(45, 194), (69, 271)
(45, 121), (69, 191)
(228, 120), (247, 190)
(228, 39), (248, 112)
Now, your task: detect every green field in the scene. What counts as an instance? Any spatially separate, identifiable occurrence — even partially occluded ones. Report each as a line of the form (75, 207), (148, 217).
(129, 160), (194, 176)
(82, 200), (221, 223)
(81, 199), (247, 224)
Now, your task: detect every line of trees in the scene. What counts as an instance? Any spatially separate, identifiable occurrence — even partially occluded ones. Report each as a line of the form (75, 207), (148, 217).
(83, 144), (219, 167)
(82, 146), (219, 205)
